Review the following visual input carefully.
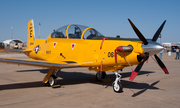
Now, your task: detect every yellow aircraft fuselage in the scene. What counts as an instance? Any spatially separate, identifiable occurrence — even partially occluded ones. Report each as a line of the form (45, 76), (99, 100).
(25, 20), (144, 72)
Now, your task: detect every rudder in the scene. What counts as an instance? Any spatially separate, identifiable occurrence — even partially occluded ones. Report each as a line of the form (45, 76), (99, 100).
(27, 19), (35, 48)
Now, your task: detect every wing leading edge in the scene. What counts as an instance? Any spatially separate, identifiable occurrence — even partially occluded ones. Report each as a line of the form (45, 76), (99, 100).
(0, 57), (79, 69)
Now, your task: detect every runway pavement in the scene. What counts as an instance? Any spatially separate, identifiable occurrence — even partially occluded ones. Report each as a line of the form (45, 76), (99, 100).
(0, 52), (180, 108)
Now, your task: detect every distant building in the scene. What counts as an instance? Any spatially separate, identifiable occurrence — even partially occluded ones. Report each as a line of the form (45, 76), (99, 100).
(162, 43), (171, 47)
(0, 43), (4, 49)
(2, 39), (26, 49)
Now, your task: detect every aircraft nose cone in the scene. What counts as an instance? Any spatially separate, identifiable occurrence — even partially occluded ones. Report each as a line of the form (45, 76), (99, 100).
(142, 42), (164, 55)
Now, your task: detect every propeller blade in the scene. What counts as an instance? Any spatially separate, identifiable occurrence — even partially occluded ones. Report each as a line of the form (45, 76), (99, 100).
(154, 54), (169, 74)
(152, 20), (166, 42)
(128, 19), (148, 45)
(129, 54), (149, 81)
(134, 55), (149, 72)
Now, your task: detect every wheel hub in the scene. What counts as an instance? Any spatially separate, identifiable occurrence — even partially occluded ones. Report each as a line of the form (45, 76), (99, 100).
(114, 84), (120, 91)
(49, 76), (54, 86)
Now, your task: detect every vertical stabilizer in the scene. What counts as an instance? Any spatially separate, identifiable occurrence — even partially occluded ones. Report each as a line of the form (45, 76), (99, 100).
(27, 19), (35, 48)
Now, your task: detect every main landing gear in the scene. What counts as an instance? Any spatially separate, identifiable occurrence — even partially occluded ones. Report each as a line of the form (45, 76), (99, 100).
(96, 71), (106, 81)
(48, 75), (57, 86)
(44, 69), (123, 92)
(44, 69), (60, 87)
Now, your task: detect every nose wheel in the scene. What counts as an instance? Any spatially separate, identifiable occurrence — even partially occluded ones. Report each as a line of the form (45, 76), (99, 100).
(112, 70), (123, 93)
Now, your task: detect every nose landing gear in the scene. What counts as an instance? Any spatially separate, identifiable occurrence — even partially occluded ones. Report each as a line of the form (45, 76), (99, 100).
(95, 70), (123, 93)
(112, 70), (123, 93)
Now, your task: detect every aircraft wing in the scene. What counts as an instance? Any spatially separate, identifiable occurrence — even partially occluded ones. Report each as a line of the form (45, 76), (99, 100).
(0, 50), (23, 53)
(0, 49), (32, 53)
(0, 57), (79, 69)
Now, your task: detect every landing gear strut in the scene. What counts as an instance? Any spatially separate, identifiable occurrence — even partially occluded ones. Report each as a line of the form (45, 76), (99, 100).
(112, 70), (123, 93)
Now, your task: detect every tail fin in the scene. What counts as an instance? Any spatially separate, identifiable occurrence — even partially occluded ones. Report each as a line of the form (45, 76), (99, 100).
(27, 19), (35, 49)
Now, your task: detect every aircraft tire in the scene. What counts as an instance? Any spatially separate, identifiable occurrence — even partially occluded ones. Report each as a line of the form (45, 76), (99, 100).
(112, 81), (123, 93)
(96, 71), (106, 81)
(48, 75), (57, 87)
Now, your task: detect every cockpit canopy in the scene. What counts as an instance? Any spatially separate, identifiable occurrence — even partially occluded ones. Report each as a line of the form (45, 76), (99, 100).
(51, 24), (104, 39)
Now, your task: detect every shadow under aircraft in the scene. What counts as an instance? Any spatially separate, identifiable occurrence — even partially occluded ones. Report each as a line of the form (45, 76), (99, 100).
(0, 69), (161, 97)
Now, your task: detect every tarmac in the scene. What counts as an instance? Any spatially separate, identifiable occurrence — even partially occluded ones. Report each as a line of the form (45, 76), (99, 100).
(0, 52), (180, 108)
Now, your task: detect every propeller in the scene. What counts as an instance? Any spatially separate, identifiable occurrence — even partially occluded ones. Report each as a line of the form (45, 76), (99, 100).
(129, 54), (149, 81)
(152, 20), (166, 42)
(128, 19), (169, 81)
(154, 54), (169, 74)
(128, 19), (148, 45)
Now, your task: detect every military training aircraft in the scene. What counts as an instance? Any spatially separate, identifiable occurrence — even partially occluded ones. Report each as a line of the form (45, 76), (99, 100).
(0, 19), (169, 93)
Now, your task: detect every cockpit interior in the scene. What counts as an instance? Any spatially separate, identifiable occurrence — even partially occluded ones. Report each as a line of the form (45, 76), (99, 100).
(51, 24), (104, 39)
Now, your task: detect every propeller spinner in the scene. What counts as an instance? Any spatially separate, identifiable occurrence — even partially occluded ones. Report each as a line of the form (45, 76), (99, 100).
(128, 19), (169, 81)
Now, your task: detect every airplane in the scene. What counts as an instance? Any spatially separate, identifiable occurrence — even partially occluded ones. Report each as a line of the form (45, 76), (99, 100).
(0, 19), (169, 93)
